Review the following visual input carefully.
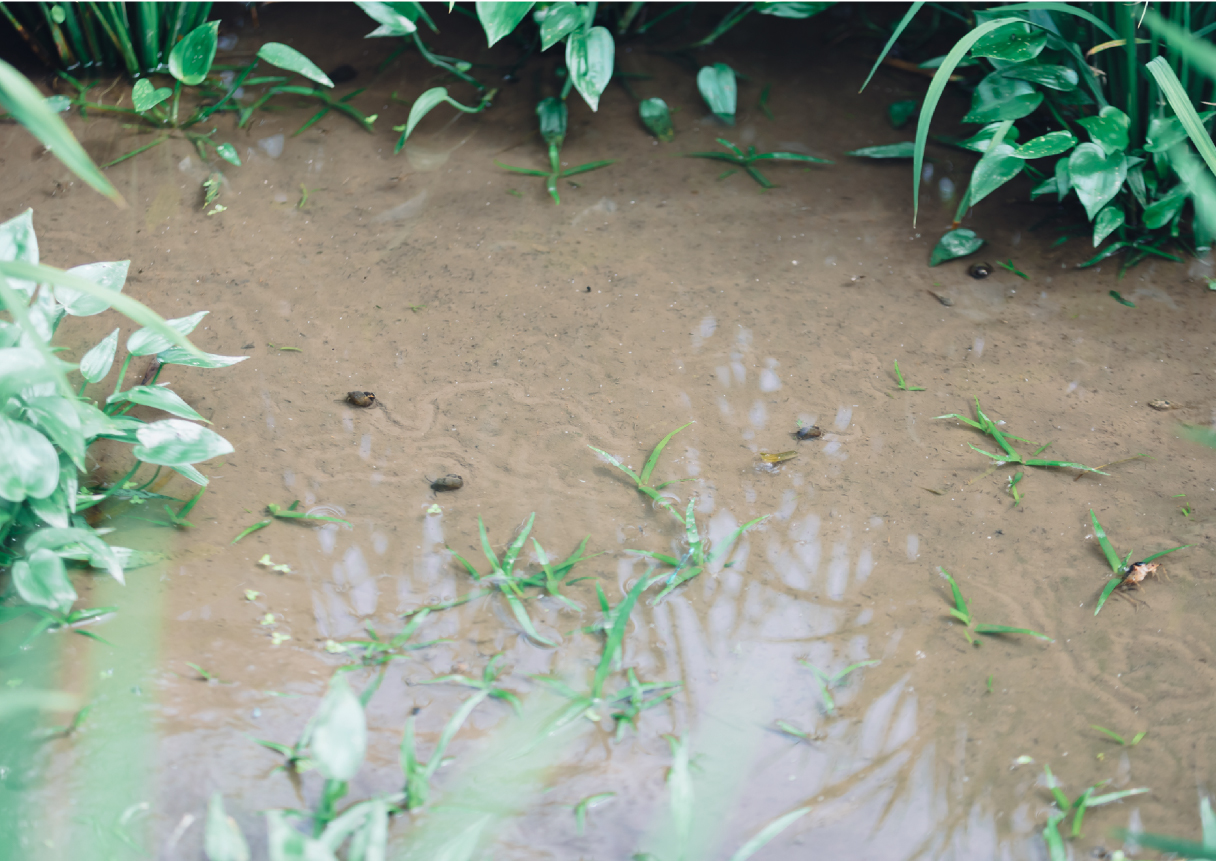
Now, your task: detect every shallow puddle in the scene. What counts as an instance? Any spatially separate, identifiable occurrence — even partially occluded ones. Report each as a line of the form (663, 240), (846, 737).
(3, 5), (1215, 859)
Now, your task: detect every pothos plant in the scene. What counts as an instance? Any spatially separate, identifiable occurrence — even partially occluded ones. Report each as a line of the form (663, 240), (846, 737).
(53, 18), (367, 169)
(0, 209), (243, 640)
(864, 4), (1216, 274)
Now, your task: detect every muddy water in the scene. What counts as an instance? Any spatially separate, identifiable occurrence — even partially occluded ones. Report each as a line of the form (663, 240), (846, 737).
(5, 4), (1216, 859)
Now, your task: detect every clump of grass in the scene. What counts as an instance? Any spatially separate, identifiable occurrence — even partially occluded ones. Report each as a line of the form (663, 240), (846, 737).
(939, 569), (1052, 646)
(420, 653), (522, 714)
(1088, 509), (1191, 615)
(589, 421), (695, 510)
(232, 500), (352, 544)
(682, 139), (831, 188)
(1040, 763), (1149, 852)
(892, 359), (925, 391)
(1090, 725), (1146, 747)
(798, 659), (880, 715)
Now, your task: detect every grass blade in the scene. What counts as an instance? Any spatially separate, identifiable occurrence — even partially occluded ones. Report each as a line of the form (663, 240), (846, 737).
(502, 591), (556, 647)
(592, 573), (649, 699)
(588, 445), (642, 484)
(1093, 577), (1122, 616)
(726, 807), (811, 861)
(912, 18), (1019, 225)
(477, 517), (500, 571)
(1090, 725), (1127, 745)
(1138, 544), (1193, 565)
(0, 59), (124, 205)
(859, 1), (925, 93)
(640, 421), (693, 485)
(501, 512), (535, 575)
(939, 569), (969, 619)
(705, 514), (769, 566)
(974, 624), (1052, 641)
(422, 690), (490, 781)
(1088, 510), (1123, 574)
(1144, 29), (1216, 179)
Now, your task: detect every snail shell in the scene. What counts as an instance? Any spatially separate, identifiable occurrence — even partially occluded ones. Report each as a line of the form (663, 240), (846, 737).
(429, 474), (463, 491)
(346, 391), (376, 407)
(794, 425), (823, 440)
(969, 262), (993, 279)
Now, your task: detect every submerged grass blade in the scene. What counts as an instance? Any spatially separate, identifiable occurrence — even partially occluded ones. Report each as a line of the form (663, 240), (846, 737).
(1089, 510), (1123, 574)
(640, 421), (693, 486)
(592, 574), (650, 699)
(973, 624), (1052, 641)
(726, 807), (811, 861)
(1138, 544), (1192, 565)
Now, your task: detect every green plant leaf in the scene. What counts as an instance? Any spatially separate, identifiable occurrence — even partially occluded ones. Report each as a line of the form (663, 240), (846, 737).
(888, 99), (917, 129)
(912, 17), (1021, 225)
(639, 97), (674, 142)
(257, 42), (333, 88)
(1013, 130), (1076, 159)
(132, 419), (233, 466)
(537, 96), (567, 146)
(1145, 111), (1216, 154)
(538, 1), (584, 51)
(22, 395), (85, 469)
(756, 2), (834, 18)
(929, 228), (985, 265)
(1002, 63), (1078, 91)
(697, 63), (737, 124)
(266, 810), (339, 861)
(962, 73), (1043, 124)
(969, 143), (1024, 206)
(1144, 186), (1189, 230)
(356, 1), (420, 37)
(1177, 423), (1216, 449)
(1092, 203), (1125, 246)
(13, 548), (76, 613)
(156, 347), (248, 368)
(859, 2), (925, 93)
(477, 1), (535, 46)
(311, 674), (367, 781)
(80, 327), (122, 385)
(55, 260), (129, 316)
(25, 526), (124, 583)
(1, 261), (203, 358)
(126, 310), (207, 356)
(204, 793), (251, 861)
(974, 623), (1051, 641)
(1068, 143), (1126, 219)
(846, 142), (914, 158)
(726, 807), (812, 861)
(0, 209), (40, 299)
(1076, 105), (1129, 156)
(60, 327), (108, 387)
(971, 22), (1047, 62)
(168, 20), (219, 85)
(131, 79), (172, 112)
(1143, 32), (1216, 180)
(108, 384), (209, 423)
(0, 413), (58, 502)
(566, 26), (613, 112)
(0, 62), (123, 205)
(400, 86), (470, 144)
(1088, 509), (1123, 574)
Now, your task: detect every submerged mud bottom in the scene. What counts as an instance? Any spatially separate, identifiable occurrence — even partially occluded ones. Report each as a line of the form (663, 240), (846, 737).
(3, 4), (1215, 859)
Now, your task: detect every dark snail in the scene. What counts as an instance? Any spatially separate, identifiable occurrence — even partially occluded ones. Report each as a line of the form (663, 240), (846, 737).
(969, 262), (993, 279)
(793, 425), (823, 440)
(346, 391), (376, 407)
(429, 474), (464, 491)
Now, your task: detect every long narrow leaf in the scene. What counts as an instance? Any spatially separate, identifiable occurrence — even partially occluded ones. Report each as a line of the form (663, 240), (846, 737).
(592, 574), (650, 699)
(1089, 510), (1123, 573)
(974, 623), (1052, 641)
(502, 591), (555, 647)
(421, 690), (490, 780)
(1144, 54), (1216, 180)
(859, 2), (925, 93)
(0, 60), (123, 205)
(640, 421), (693, 485)
(1139, 544), (1192, 565)
(706, 515), (769, 566)
(726, 808), (811, 861)
(913, 18), (1019, 225)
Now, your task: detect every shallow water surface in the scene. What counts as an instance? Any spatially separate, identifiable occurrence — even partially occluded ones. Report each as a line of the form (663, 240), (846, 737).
(3, 5), (1215, 859)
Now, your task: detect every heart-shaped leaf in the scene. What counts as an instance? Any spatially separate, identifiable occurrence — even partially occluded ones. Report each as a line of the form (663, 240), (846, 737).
(56, 260), (129, 316)
(1002, 64), (1078, 91)
(969, 143), (1024, 206)
(1013, 130), (1076, 159)
(1077, 106), (1130, 155)
(131, 79), (172, 112)
(0, 413), (58, 502)
(537, 1), (584, 51)
(972, 22), (1047, 62)
(930, 229), (985, 266)
(126, 310), (208, 356)
(169, 21), (219, 85)
(0, 208), (40, 299)
(1069, 143), (1127, 219)
(356, 1), (420, 38)
(257, 43), (333, 88)
(108, 384), (209, 423)
(566, 26), (614, 111)
(639, 97), (674, 142)
(133, 419), (233, 466)
(963, 74), (1043, 124)
(1143, 186), (1188, 229)
(697, 63), (737, 124)
(311, 674), (367, 781)
(13, 548), (76, 613)
(476, 1), (535, 46)
(1093, 203), (1125, 246)
(80, 327), (120, 384)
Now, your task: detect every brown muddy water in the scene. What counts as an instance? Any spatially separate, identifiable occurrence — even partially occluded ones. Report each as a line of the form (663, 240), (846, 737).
(3, 4), (1215, 859)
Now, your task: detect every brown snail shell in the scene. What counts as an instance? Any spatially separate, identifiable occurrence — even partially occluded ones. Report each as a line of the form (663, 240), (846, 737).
(969, 262), (993, 279)
(346, 391), (376, 407)
(793, 425), (823, 440)
(429, 474), (463, 491)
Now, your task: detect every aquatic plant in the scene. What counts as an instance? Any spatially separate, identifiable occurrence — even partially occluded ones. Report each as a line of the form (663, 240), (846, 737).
(1087, 509), (1190, 615)
(0, 209), (240, 644)
(682, 138), (831, 188)
(863, 3), (1216, 273)
(938, 569), (1052, 645)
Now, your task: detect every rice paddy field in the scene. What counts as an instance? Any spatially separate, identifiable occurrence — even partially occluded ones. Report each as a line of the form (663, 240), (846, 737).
(1, 4), (1215, 859)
